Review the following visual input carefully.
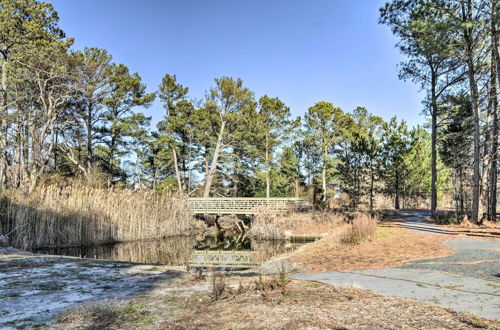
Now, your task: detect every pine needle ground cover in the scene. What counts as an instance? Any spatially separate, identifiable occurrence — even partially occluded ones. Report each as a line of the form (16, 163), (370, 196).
(292, 227), (454, 272)
(52, 275), (499, 329)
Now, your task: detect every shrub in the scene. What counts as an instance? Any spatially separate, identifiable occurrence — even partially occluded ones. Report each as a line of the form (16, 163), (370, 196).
(275, 263), (291, 295)
(56, 302), (119, 327)
(210, 270), (227, 301)
(342, 214), (377, 244)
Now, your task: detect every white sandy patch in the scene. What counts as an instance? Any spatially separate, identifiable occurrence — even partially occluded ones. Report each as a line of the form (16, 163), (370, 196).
(0, 255), (183, 328)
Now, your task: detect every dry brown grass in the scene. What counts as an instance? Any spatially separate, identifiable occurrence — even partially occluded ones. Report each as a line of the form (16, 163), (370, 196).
(0, 184), (200, 249)
(56, 302), (120, 328)
(248, 209), (347, 239)
(54, 277), (500, 329)
(292, 226), (454, 272)
(342, 214), (377, 244)
(443, 218), (500, 236)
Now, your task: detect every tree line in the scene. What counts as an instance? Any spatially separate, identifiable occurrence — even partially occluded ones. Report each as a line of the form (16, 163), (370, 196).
(380, 0), (499, 222)
(0, 0), (496, 221)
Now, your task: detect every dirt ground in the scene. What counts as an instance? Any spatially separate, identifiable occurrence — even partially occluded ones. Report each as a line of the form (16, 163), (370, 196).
(52, 274), (500, 329)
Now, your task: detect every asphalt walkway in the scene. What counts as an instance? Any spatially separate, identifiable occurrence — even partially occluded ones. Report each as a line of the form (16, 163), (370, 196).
(291, 210), (500, 320)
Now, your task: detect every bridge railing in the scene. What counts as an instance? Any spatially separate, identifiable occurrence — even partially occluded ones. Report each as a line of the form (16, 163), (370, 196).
(188, 197), (310, 215)
(188, 250), (260, 268)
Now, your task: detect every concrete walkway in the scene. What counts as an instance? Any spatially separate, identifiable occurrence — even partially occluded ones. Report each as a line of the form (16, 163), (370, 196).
(291, 210), (500, 320)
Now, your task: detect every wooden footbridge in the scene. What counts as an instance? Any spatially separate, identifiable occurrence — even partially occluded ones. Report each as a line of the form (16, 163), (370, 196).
(188, 197), (310, 215)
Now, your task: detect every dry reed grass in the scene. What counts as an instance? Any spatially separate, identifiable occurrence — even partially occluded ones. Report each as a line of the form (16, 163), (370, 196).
(342, 214), (378, 244)
(248, 208), (347, 239)
(0, 184), (199, 250)
(246, 207), (286, 240)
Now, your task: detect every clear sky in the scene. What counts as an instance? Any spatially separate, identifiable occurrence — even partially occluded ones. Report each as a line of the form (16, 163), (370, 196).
(51, 0), (426, 127)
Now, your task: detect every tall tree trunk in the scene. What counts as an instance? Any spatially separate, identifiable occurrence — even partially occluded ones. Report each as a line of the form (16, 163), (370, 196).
(152, 165), (158, 190)
(29, 119), (57, 193)
(108, 130), (116, 188)
(462, 0), (481, 223)
(233, 151), (239, 197)
(187, 140), (192, 194)
(265, 134), (270, 198)
(370, 165), (375, 212)
(468, 72), (481, 224)
(482, 94), (492, 218)
(204, 144), (210, 186)
(490, 0), (499, 220)
(395, 171), (400, 209)
(23, 121), (29, 185)
(459, 167), (465, 215)
(321, 145), (327, 202)
(203, 121), (225, 198)
(181, 146), (188, 192)
(488, 71), (498, 221)
(430, 75), (438, 218)
(172, 146), (183, 194)
(454, 172), (459, 214)
(402, 185), (406, 209)
(15, 115), (22, 188)
(134, 152), (141, 189)
(86, 105), (93, 172)
(0, 58), (8, 189)
(53, 125), (59, 171)
(486, 49), (498, 220)
(494, 0), (500, 90)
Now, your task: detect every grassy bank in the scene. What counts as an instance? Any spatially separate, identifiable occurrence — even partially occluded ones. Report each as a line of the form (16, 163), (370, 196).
(0, 184), (200, 250)
(291, 226), (453, 272)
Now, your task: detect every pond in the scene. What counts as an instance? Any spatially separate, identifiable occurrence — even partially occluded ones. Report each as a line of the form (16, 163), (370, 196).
(34, 233), (311, 267)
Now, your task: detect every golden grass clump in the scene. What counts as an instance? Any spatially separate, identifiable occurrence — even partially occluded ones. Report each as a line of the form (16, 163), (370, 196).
(247, 207), (286, 240)
(342, 214), (377, 244)
(0, 184), (199, 250)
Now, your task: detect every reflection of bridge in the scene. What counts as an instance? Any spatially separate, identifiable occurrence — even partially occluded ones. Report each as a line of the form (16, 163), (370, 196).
(188, 250), (260, 268)
(188, 197), (310, 215)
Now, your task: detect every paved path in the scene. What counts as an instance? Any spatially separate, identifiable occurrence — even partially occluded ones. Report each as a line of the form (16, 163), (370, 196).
(388, 209), (460, 235)
(291, 210), (500, 320)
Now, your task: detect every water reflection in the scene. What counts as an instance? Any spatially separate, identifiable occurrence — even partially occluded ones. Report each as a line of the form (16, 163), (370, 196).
(35, 233), (306, 266)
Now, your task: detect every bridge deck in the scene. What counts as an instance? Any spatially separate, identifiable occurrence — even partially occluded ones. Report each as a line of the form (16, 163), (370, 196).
(188, 197), (310, 215)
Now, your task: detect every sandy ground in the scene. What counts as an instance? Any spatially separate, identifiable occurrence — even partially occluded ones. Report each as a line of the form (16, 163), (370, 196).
(0, 250), (186, 329)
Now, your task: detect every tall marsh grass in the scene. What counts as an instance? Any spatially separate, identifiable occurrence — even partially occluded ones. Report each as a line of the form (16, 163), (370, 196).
(248, 208), (347, 240)
(341, 214), (377, 244)
(0, 184), (198, 250)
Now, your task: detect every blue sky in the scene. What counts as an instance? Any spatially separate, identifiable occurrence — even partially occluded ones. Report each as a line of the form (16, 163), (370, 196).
(51, 0), (426, 127)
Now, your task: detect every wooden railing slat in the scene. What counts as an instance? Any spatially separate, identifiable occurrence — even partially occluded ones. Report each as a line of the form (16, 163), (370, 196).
(188, 197), (310, 215)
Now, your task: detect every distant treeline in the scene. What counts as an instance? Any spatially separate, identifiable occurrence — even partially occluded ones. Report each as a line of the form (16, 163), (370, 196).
(0, 0), (497, 222)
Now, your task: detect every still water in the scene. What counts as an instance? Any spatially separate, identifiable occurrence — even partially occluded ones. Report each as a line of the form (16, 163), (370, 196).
(34, 234), (308, 266)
